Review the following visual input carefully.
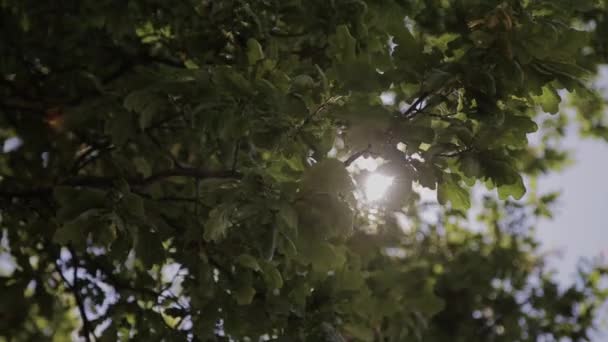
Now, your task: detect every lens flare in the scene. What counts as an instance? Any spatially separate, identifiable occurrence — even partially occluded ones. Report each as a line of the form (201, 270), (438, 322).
(364, 173), (394, 201)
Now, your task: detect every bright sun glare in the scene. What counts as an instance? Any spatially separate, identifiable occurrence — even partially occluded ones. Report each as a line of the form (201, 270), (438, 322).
(364, 173), (394, 202)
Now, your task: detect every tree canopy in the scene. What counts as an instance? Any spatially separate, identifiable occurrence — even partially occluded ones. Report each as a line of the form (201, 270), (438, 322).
(1, 0), (608, 341)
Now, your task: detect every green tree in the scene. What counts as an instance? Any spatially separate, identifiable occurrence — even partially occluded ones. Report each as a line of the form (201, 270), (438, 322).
(1, 0), (608, 340)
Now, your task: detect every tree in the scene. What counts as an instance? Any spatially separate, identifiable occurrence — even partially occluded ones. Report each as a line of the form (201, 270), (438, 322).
(1, 0), (608, 340)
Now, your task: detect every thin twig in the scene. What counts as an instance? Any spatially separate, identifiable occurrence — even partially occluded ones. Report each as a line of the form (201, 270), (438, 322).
(343, 145), (372, 167)
(269, 30), (308, 38)
(194, 177), (200, 217)
(292, 96), (336, 136)
(266, 225), (279, 262)
(417, 110), (460, 119)
(402, 92), (429, 119)
(82, 254), (169, 302)
(70, 144), (115, 175)
(231, 139), (241, 172)
(146, 113), (185, 131)
(74, 146), (115, 174)
(70, 146), (98, 174)
(145, 131), (185, 169)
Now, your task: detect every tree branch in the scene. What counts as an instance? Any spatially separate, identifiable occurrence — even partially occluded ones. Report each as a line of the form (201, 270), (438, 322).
(343, 145), (372, 167)
(55, 249), (96, 342)
(0, 188), (51, 198)
(437, 147), (471, 158)
(63, 168), (239, 188)
(145, 132), (185, 169)
(83, 254), (193, 324)
(1, 167), (240, 200)
(292, 96), (339, 136)
(138, 168), (241, 186)
(70, 144), (116, 175)
(0, 97), (48, 112)
(343, 151), (365, 167)
(402, 92), (429, 119)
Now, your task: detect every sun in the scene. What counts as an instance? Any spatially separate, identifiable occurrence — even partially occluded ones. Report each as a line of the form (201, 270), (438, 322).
(364, 173), (394, 202)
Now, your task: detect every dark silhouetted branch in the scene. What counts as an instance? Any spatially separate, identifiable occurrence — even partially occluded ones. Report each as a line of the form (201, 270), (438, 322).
(1, 168), (240, 200)
(402, 92), (429, 119)
(343, 145), (372, 167)
(55, 249), (96, 342)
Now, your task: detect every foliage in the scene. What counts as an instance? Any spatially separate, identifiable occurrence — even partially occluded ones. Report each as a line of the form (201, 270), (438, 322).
(1, 0), (608, 340)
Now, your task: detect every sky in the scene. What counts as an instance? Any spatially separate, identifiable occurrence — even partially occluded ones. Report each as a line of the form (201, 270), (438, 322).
(531, 68), (608, 339)
(535, 124), (608, 285)
(531, 121), (608, 340)
(535, 67), (608, 285)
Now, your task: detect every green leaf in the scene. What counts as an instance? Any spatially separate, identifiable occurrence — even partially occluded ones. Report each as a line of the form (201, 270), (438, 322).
(336, 268), (365, 291)
(124, 89), (164, 129)
(498, 115), (539, 147)
(0, 283), (28, 332)
(133, 157), (152, 177)
(296, 193), (353, 239)
(301, 159), (354, 196)
(237, 254), (261, 271)
(95, 213), (120, 247)
(164, 307), (186, 318)
(54, 187), (107, 222)
(213, 67), (253, 96)
(343, 324), (374, 342)
(135, 227), (165, 268)
(300, 241), (346, 274)
(479, 70), (496, 96)
(106, 112), (135, 145)
(469, 30), (495, 48)
(459, 153), (481, 178)
(204, 205), (233, 242)
(497, 174), (526, 200)
(246, 38), (264, 65)
(534, 85), (561, 114)
(281, 94), (309, 118)
(233, 286), (256, 305)
(412, 160), (440, 189)
(260, 262), (283, 289)
(329, 25), (357, 63)
(410, 291), (446, 317)
(291, 74), (315, 92)
(395, 122), (436, 145)
(53, 209), (107, 249)
(391, 22), (425, 69)
(53, 219), (88, 248)
(335, 58), (383, 92)
(478, 152), (521, 187)
(437, 175), (470, 210)
(277, 203), (298, 231)
(122, 192), (145, 219)
(424, 69), (453, 92)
